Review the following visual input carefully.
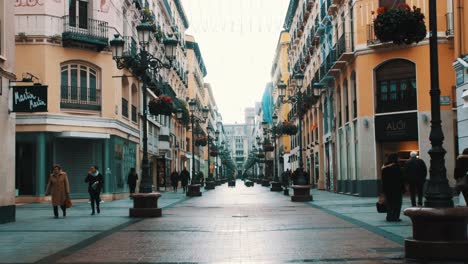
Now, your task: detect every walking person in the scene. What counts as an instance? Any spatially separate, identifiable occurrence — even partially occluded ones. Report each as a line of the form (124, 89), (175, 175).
(454, 148), (468, 203)
(127, 168), (138, 195)
(45, 164), (70, 218)
(170, 170), (179, 192)
(404, 151), (427, 206)
(85, 165), (104, 215)
(381, 153), (405, 222)
(180, 167), (190, 193)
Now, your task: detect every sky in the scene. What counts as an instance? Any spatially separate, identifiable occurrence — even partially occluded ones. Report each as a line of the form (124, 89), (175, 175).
(181, 0), (290, 124)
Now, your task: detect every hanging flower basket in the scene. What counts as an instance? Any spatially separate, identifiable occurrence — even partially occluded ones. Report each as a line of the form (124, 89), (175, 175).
(263, 144), (274, 152)
(307, 2), (313, 11)
(257, 153), (265, 159)
(373, 4), (426, 45)
(281, 122), (298, 136)
(210, 150), (218, 157)
(195, 136), (207, 147)
(148, 95), (176, 116)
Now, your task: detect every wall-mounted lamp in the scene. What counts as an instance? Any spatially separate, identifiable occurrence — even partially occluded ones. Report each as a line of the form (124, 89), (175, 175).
(363, 119), (369, 128)
(421, 114), (429, 123)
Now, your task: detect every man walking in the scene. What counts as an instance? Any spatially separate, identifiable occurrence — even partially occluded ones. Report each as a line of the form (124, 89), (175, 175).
(180, 167), (190, 193)
(404, 151), (427, 206)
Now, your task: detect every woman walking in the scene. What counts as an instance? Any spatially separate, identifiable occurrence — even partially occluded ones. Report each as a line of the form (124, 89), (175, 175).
(127, 168), (138, 195)
(381, 153), (405, 222)
(85, 165), (104, 215)
(170, 170), (179, 192)
(454, 148), (468, 203)
(45, 164), (70, 218)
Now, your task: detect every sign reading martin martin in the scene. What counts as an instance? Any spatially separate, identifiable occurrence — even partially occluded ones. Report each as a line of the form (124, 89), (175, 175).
(12, 85), (48, 112)
(375, 112), (418, 142)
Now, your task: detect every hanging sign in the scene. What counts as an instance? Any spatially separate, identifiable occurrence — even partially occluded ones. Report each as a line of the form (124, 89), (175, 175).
(12, 85), (48, 112)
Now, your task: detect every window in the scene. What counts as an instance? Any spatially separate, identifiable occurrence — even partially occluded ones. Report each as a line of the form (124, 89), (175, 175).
(375, 59), (416, 113)
(343, 79), (349, 123)
(351, 72), (357, 119)
(69, 0), (88, 29)
(122, 98), (129, 118)
(61, 62), (101, 110)
(378, 0), (405, 8)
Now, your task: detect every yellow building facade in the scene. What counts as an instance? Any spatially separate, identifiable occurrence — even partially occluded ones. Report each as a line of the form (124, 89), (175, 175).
(285, 0), (457, 196)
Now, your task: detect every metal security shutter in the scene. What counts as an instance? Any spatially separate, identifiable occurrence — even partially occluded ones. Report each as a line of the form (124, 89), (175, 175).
(55, 138), (102, 198)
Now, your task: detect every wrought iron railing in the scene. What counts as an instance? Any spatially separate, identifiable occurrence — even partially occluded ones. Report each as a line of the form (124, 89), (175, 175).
(336, 33), (354, 58)
(123, 36), (138, 57)
(62, 15), (108, 48)
(61, 86), (101, 110)
(366, 24), (379, 45)
(376, 92), (417, 113)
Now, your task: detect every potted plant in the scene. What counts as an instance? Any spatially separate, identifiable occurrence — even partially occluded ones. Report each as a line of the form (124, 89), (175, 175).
(148, 95), (175, 116)
(263, 139), (274, 152)
(281, 122), (298, 136)
(195, 135), (207, 147)
(373, 4), (426, 45)
(210, 149), (218, 157)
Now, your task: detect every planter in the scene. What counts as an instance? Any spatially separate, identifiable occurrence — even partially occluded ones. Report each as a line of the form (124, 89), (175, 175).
(263, 144), (274, 152)
(281, 122), (298, 136)
(373, 4), (426, 45)
(195, 136), (207, 147)
(148, 95), (175, 116)
(209, 150), (218, 157)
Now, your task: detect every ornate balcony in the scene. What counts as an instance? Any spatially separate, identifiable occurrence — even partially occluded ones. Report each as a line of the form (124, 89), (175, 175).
(61, 86), (101, 111)
(333, 33), (355, 69)
(62, 16), (109, 51)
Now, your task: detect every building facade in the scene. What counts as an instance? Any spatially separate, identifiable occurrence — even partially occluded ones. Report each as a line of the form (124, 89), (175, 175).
(0, 0), (16, 223)
(13, 0), (193, 200)
(284, 0), (457, 196)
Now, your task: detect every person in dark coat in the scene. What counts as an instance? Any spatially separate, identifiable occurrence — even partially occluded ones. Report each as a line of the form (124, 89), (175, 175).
(404, 151), (427, 206)
(454, 148), (468, 203)
(127, 168), (138, 195)
(85, 165), (104, 215)
(381, 153), (405, 222)
(180, 167), (190, 192)
(45, 164), (70, 218)
(170, 170), (179, 192)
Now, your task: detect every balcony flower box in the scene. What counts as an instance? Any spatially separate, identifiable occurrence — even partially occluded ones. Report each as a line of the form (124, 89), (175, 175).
(373, 4), (426, 45)
(195, 136), (207, 147)
(148, 95), (175, 116)
(210, 150), (218, 157)
(281, 122), (298, 136)
(263, 144), (274, 152)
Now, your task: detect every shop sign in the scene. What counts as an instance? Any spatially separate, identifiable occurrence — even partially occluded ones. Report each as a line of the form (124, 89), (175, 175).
(375, 112), (418, 142)
(12, 85), (48, 112)
(440, 96), (451, 106)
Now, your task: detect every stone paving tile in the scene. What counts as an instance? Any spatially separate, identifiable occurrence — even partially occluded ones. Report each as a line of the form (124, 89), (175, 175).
(57, 183), (404, 264)
(0, 190), (190, 264)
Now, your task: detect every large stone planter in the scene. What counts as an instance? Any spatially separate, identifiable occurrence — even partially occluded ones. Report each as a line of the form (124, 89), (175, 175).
(205, 181), (216, 190)
(261, 179), (270, 187)
(244, 180), (254, 187)
(404, 207), (468, 261)
(255, 179), (262, 184)
(291, 185), (313, 202)
(129, 193), (162, 217)
(228, 180), (236, 187)
(187, 184), (202, 197)
(270, 181), (282, 192)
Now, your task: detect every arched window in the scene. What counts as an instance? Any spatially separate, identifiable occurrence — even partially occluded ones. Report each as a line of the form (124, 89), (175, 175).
(60, 62), (100, 110)
(375, 59), (416, 113)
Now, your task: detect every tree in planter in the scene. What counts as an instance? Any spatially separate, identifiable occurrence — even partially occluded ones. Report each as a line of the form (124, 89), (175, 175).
(148, 95), (176, 116)
(373, 4), (426, 45)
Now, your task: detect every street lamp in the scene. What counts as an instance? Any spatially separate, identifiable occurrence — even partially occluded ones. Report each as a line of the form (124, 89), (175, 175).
(186, 99), (208, 196)
(270, 113), (282, 192)
(110, 18), (178, 217)
(402, 1), (468, 260)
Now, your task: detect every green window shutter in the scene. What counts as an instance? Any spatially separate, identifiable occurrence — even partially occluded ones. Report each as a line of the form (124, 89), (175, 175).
(89, 71), (96, 102)
(78, 0), (88, 29)
(69, 0), (76, 27)
(80, 67), (87, 101)
(70, 67), (78, 100)
(61, 67), (68, 99)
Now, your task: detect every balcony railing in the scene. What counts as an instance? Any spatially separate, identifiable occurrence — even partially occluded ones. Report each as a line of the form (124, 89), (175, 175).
(61, 86), (101, 111)
(123, 36), (138, 58)
(446, 12), (454, 37)
(62, 15), (108, 50)
(366, 24), (379, 45)
(376, 93), (417, 113)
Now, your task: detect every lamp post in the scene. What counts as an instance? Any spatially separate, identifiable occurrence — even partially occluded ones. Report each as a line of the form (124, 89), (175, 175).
(110, 18), (178, 217)
(276, 72), (313, 201)
(403, 0), (468, 260)
(270, 113), (283, 192)
(205, 127), (219, 190)
(187, 99), (209, 196)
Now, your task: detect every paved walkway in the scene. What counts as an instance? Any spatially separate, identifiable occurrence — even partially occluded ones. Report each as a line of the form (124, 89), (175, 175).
(0, 182), (464, 263)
